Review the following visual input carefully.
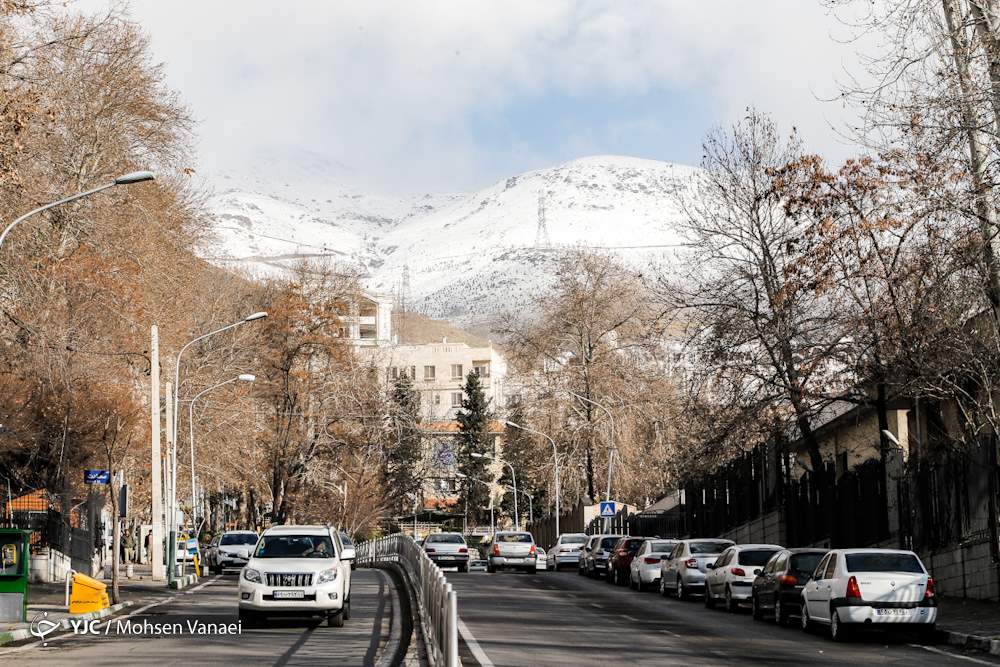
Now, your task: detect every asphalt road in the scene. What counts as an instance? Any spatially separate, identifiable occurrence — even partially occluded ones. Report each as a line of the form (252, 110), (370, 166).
(0, 569), (395, 666)
(450, 567), (1000, 666)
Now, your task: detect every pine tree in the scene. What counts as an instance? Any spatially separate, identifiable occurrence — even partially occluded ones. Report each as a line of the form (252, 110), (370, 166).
(456, 370), (493, 527)
(498, 401), (536, 527)
(385, 374), (423, 521)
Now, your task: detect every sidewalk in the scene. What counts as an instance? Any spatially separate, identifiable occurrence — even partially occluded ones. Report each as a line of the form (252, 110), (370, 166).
(0, 563), (181, 644)
(938, 595), (1000, 654)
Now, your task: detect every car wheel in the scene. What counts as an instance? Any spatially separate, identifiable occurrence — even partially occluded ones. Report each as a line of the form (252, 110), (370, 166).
(725, 586), (738, 613)
(775, 599), (789, 626)
(343, 598), (352, 621)
(704, 584), (715, 608)
(660, 577), (669, 597)
(212, 564), (222, 575)
(677, 577), (688, 601)
(752, 594), (763, 620)
(458, 563), (469, 573)
(487, 564), (496, 574)
(238, 609), (258, 628)
(328, 610), (344, 628)
(830, 607), (850, 642)
(800, 603), (813, 632)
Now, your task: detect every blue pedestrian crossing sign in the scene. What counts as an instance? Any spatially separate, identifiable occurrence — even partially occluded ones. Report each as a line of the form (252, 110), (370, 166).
(599, 501), (616, 518)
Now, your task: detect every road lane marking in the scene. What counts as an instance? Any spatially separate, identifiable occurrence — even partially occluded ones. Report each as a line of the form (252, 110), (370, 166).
(588, 603), (602, 609)
(660, 629), (682, 638)
(621, 614), (640, 622)
(912, 644), (999, 665)
(457, 617), (495, 667)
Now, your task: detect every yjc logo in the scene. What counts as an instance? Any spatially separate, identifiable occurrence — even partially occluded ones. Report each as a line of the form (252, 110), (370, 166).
(28, 611), (60, 646)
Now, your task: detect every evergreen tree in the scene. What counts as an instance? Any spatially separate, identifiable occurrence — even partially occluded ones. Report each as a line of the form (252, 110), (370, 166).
(498, 400), (546, 528)
(385, 374), (423, 521)
(456, 370), (493, 527)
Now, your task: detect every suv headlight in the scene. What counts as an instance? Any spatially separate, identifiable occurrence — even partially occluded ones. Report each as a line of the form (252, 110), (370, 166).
(243, 568), (262, 583)
(317, 567), (339, 584)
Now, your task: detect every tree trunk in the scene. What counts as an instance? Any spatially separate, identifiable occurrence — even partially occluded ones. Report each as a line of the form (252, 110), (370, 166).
(108, 478), (120, 604)
(969, 0), (1000, 134)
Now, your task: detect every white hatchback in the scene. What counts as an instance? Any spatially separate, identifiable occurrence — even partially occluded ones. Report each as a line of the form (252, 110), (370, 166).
(705, 543), (783, 611)
(238, 525), (354, 627)
(800, 548), (937, 640)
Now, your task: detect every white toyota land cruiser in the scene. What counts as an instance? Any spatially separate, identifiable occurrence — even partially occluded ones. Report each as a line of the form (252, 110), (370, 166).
(238, 525), (355, 627)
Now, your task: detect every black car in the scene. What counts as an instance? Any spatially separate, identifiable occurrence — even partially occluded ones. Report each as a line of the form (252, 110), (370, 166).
(750, 548), (828, 625)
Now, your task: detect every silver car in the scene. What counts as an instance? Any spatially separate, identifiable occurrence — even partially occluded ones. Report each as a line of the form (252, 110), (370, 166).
(659, 538), (734, 600)
(487, 531), (537, 573)
(206, 530), (258, 574)
(629, 539), (678, 591)
(583, 534), (625, 577)
(423, 532), (471, 572)
(547, 533), (589, 571)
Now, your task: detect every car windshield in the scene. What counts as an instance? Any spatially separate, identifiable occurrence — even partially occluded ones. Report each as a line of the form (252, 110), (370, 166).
(497, 533), (533, 543)
(426, 534), (465, 544)
(689, 541), (730, 554)
(562, 535), (588, 544)
(650, 541), (677, 553)
(220, 534), (256, 546)
(600, 537), (621, 549)
(738, 549), (780, 566)
(846, 553), (923, 573)
(255, 535), (335, 558)
(790, 553), (825, 577)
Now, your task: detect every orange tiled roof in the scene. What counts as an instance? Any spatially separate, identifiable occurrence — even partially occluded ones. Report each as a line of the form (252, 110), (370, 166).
(7, 489), (49, 513)
(422, 419), (506, 434)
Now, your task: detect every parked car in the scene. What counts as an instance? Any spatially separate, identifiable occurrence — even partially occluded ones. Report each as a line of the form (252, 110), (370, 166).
(705, 543), (783, 611)
(660, 538), (734, 600)
(800, 548), (937, 641)
(206, 530), (258, 574)
(583, 534), (626, 578)
(238, 524), (353, 628)
(548, 533), (589, 571)
(578, 535), (599, 575)
(535, 546), (547, 572)
(607, 537), (646, 585)
(487, 531), (537, 573)
(751, 548), (828, 625)
(630, 539), (678, 591)
(469, 559), (488, 572)
(423, 532), (471, 572)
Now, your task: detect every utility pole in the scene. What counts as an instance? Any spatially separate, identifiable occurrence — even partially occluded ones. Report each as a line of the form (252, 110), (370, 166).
(165, 382), (175, 585)
(150, 327), (165, 581)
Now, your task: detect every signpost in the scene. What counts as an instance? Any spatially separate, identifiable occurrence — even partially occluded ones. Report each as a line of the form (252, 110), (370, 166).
(84, 470), (111, 485)
(599, 501), (616, 518)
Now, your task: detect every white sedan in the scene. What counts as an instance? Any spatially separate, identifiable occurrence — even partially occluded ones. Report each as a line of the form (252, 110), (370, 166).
(705, 543), (783, 611)
(629, 539), (677, 591)
(800, 548), (937, 641)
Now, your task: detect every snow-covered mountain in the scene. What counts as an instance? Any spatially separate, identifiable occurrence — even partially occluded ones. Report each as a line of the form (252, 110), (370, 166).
(203, 155), (699, 328)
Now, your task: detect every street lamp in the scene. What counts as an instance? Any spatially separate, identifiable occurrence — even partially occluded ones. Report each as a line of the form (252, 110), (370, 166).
(168, 312), (266, 585)
(456, 472), (494, 536)
(471, 452), (519, 530)
(0, 171), (155, 251)
(505, 420), (559, 536)
(564, 390), (617, 531)
(183, 373), (255, 526)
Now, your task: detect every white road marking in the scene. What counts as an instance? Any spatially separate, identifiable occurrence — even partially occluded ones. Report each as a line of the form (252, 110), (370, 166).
(588, 603), (602, 609)
(912, 644), (999, 666)
(458, 616), (495, 667)
(621, 614), (640, 622)
(660, 628), (682, 638)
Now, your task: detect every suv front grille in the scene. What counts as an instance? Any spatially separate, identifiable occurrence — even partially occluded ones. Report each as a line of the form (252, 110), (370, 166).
(266, 572), (313, 587)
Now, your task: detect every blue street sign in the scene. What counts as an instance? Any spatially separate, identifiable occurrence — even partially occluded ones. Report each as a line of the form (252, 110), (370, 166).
(599, 501), (616, 518)
(84, 469), (110, 485)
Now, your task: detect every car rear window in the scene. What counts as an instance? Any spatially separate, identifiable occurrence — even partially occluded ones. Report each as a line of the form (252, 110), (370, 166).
(625, 539), (644, 551)
(845, 553), (923, 573)
(426, 534), (465, 544)
(738, 549), (780, 566)
(497, 533), (533, 543)
(562, 535), (588, 544)
(689, 541), (730, 554)
(790, 553), (825, 577)
(220, 534), (257, 545)
(600, 537), (622, 549)
(650, 541), (677, 553)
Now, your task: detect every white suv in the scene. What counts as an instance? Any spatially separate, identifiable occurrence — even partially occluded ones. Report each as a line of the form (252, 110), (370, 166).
(239, 525), (354, 627)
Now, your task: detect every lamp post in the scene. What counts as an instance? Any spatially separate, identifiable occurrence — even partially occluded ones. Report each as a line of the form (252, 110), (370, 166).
(471, 452), (518, 530)
(564, 390), (616, 531)
(182, 374), (255, 526)
(456, 472), (494, 535)
(0, 171), (155, 253)
(505, 420), (558, 536)
(168, 312), (266, 585)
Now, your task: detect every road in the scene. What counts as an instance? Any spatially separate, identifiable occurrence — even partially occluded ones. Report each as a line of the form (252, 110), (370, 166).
(0, 570), (398, 666)
(450, 568), (1000, 666)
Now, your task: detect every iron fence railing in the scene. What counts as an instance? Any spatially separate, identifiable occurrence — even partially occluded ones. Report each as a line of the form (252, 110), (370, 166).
(358, 533), (458, 667)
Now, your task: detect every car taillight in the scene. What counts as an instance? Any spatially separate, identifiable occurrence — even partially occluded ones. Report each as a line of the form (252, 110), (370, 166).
(529, 544), (536, 555)
(493, 544), (500, 556)
(925, 578), (935, 600)
(617, 549), (628, 556)
(846, 575), (862, 599)
(778, 574), (798, 586)
(643, 557), (660, 565)
(731, 567), (746, 577)
(458, 547), (468, 553)
(684, 558), (698, 568)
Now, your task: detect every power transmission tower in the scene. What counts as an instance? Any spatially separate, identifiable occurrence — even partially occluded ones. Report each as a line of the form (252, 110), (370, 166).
(535, 195), (551, 248)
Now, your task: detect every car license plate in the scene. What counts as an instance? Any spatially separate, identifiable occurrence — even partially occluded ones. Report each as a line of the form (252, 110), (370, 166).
(507, 557), (524, 562)
(273, 590), (305, 599)
(876, 608), (908, 616)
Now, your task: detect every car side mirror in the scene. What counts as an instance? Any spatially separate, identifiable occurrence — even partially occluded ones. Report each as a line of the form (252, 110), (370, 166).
(660, 554), (670, 561)
(341, 546), (356, 561)
(706, 563), (715, 570)
(753, 568), (762, 576)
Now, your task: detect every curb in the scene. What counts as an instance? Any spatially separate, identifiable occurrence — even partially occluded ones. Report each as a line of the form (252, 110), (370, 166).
(168, 574), (199, 590)
(0, 601), (133, 647)
(945, 629), (1000, 655)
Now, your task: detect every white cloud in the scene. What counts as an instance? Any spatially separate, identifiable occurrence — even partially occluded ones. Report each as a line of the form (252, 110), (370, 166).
(93, 1), (873, 192)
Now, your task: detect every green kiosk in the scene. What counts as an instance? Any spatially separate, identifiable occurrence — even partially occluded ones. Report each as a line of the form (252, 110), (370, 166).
(0, 529), (28, 623)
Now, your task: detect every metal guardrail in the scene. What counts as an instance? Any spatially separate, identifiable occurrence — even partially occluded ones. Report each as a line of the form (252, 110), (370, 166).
(358, 533), (458, 667)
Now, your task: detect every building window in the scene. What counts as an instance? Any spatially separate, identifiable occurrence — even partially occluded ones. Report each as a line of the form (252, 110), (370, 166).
(389, 367), (398, 380)
(424, 365), (436, 381)
(434, 393), (441, 405)
(410, 366), (416, 380)
(473, 362), (490, 377)
(451, 392), (463, 407)
(451, 364), (463, 379)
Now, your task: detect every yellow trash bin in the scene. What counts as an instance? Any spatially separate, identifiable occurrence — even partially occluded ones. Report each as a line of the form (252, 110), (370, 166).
(68, 572), (110, 614)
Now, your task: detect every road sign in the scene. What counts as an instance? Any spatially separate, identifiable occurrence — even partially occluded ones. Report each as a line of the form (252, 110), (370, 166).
(599, 501), (616, 518)
(84, 470), (110, 485)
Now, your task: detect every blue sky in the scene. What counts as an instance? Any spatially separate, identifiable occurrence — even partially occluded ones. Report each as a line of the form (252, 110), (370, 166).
(100, 1), (871, 194)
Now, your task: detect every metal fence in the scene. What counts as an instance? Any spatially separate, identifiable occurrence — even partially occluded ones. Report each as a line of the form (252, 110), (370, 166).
(358, 533), (458, 667)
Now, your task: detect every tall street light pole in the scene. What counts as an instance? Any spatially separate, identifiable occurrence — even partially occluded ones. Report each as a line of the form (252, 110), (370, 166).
(505, 420), (559, 536)
(168, 311), (266, 586)
(456, 473), (494, 535)
(471, 452), (518, 530)
(564, 390), (616, 530)
(182, 374), (255, 527)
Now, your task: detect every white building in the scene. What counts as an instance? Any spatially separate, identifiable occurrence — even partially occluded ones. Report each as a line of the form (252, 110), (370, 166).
(338, 292), (394, 346)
